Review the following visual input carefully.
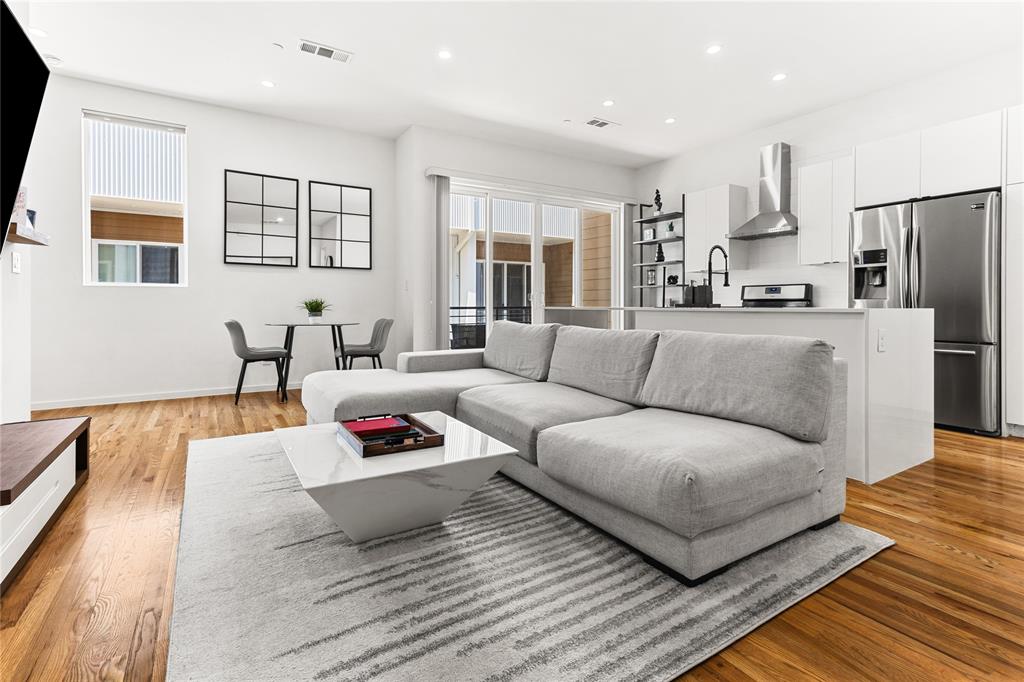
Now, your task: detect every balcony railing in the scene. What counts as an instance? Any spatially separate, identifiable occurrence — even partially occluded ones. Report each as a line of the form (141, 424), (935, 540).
(449, 306), (531, 349)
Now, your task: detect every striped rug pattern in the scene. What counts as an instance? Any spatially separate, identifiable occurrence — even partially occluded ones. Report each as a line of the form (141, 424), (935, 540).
(168, 432), (892, 681)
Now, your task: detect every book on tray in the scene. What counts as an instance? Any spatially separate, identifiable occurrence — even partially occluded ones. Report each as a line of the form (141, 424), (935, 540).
(336, 414), (444, 458)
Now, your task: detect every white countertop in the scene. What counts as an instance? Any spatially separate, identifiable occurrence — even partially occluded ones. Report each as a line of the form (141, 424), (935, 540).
(627, 306), (867, 314)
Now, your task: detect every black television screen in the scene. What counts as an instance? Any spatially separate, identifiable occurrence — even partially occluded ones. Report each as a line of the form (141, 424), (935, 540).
(1, 0), (50, 252)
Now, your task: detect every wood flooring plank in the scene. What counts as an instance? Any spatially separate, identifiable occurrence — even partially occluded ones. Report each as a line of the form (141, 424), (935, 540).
(1, 392), (1021, 681)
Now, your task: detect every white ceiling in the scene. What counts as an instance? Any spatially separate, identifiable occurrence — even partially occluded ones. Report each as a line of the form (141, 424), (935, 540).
(23, 1), (1023, 168)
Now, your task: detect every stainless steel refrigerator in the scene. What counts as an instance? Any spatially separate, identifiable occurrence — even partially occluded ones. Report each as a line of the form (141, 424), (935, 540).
(850, 191), (1000, 434)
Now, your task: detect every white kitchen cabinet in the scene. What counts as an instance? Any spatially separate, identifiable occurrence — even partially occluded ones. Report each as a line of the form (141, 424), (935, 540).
(683, 189), (707, 274)
(798, 160), (833, 265)
(855, 130), (921, 208)
(832, 155), (854, 262)
(685, 184), (748, 274)
(1006, 183), (1024, 426)
(798, 156), (853, 265)
(921, 110), (1002, 197)
(1007, 105), (1022, 186)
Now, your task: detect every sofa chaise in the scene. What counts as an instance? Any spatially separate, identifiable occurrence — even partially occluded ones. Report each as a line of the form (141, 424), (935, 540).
(301, 321), (847, 584)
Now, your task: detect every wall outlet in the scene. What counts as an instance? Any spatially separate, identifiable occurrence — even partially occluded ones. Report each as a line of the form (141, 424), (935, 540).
(11, 252), (22, 274)
(876, 328), (887, 352)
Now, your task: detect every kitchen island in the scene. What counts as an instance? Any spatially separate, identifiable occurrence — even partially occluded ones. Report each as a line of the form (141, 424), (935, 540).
(545, 305), (934, 484)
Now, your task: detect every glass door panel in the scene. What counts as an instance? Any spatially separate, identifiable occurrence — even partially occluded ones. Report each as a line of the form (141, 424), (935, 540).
(541, 204), (578, 308)
(581, 209), (613, 307)
(491, 197), (533, 325)
(448, 193), (486, 348)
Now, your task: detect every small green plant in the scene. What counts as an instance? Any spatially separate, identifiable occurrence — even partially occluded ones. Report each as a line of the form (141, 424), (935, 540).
(300, 298), (331, 315)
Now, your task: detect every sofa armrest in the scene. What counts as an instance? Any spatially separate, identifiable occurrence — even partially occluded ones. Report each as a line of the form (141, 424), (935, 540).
(397, 349), (485, 373)
(821, 358), (848, 517)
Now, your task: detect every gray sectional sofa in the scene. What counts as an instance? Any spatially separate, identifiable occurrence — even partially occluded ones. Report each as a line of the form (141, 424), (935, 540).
(301, 321), (847, 584)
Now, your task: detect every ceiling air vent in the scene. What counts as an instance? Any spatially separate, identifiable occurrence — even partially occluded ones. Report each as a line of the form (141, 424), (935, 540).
(297, 39), (354, 64)
(585, 117), (619, 129)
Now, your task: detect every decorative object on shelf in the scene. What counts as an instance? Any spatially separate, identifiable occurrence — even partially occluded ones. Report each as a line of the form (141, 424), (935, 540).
(667, 274), (679, 285)
(642, 227), (655, 241)
(300, 297), (331, 323)
(654, 189), (663, 215)
(646, 268), (658, 285)
(666, 221), (675, 233)
(655, 244), (666, 262)
(309, 180), (372, 270)
(224, 170), (299, 267)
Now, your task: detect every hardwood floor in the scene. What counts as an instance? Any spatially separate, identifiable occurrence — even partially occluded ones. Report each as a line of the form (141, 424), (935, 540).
(2, 393), (1023, 680)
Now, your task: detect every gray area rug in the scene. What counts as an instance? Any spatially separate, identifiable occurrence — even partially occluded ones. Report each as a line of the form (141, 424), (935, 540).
(168, 432), (893, 681)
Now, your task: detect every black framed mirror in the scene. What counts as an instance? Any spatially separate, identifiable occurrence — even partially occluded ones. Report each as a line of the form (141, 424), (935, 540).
(308, 180), (372, 270)
(224, 170), (299, 267)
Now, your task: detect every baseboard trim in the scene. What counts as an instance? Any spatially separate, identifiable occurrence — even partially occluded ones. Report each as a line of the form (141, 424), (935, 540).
(1009, 423), (1024, 438)
(31, 381), (304, 411)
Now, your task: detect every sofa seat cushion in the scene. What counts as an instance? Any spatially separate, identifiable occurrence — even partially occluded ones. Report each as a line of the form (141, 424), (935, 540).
(639, 331), (835, 442)
(456, 382), (635, 463)
(536, 408), (824, 538)
(483, 321), (560, 381)
(301, 368), (531, 424)
(547, 326), (660, 404)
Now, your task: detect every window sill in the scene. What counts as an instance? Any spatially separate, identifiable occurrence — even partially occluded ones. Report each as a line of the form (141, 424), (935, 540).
(82, 281), (188, 288)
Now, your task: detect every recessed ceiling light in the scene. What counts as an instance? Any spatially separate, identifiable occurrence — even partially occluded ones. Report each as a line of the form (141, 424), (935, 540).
(772, 72), (788, 82)
(563, 119), (572, 125)
(260, 80), (276, 88)
(42, 54), (63, 67)
(438, 49), (452, 60)
(271, 42), (284, 50)
(29, 27), (48, 38)
(602, 99), (615, 107)
(705, 44), (722, 55)
(665, 117), (676, 124)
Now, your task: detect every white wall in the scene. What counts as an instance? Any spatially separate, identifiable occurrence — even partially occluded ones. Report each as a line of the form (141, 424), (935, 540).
(23, 76), (397, 408)
(0, 244), (32, 421)
(395, 124), (635, 351)
(635, 50), (1023, 307)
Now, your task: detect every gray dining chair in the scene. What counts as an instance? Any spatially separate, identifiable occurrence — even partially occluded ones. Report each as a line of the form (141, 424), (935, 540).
(338, 318), (394, 369)
(225, 320), (290, 404)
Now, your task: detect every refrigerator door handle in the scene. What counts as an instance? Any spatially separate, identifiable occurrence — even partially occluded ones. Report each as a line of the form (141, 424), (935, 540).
(909, 221), (920, 308)
(935, 348), (978, 356)
(899, 222), (910, 307)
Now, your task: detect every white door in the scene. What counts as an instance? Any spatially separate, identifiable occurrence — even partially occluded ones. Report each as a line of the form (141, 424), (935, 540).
(855, 130), (921, 207)
(831, 155), (854, 263)
(920, 111), (1002, 197)
(798, 160), (833, 265)
(684, 190), (707, 275)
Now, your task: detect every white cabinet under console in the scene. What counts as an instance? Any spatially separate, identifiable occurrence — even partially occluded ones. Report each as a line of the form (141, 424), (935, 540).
(628, 307), (935, 484)
(798, 155), (853, 265)
(920, 110), (1003, 197)
(1, 417), (90, 592)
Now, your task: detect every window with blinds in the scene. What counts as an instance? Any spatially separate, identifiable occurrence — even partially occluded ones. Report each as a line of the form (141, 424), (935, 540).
(83, 112), (187, 285)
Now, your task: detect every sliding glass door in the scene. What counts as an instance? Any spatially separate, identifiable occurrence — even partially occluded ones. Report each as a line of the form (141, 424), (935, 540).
(446, 186), (619, 348)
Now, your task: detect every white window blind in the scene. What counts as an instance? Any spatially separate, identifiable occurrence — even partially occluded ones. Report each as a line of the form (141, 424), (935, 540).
(85, 113), (185, 203)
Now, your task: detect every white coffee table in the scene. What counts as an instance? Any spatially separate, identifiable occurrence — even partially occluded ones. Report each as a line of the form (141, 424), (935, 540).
(274, 411), (517, 542)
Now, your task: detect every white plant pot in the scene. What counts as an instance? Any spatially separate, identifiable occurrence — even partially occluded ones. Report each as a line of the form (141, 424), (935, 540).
(308, 314), (322, 324)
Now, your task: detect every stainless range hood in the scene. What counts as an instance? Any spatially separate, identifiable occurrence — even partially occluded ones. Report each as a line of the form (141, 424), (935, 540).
(729, 142), (798, 240)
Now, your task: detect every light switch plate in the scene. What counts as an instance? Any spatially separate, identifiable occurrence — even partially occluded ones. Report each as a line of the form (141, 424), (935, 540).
(11, 252), (22, 274)
(876, 328), (887, 352)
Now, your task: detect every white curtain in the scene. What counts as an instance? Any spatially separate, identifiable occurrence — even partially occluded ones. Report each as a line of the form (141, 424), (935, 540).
(432, 174), (451, 350)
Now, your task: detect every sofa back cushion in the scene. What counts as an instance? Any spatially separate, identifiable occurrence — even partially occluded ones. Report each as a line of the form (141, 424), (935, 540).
(483, 321), (560, 381)
(639, 331), (835, 442)
(548, 326), (660, 404)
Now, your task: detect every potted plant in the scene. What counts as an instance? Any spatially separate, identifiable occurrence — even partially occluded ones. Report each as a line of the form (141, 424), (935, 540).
(300, 298), (331, 323)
